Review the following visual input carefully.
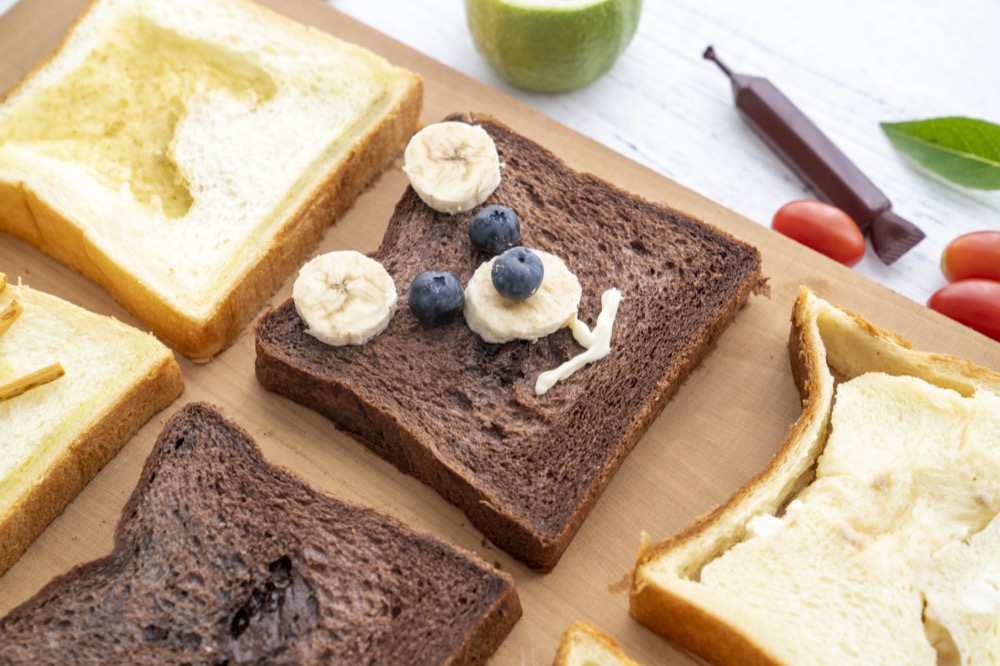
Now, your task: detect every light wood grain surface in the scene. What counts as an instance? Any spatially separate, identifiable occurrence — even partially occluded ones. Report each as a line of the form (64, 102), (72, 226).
(0, 0), (998, 664)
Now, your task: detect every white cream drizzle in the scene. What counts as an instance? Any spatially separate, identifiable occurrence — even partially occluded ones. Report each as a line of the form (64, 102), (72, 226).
(534, 288), (622, 395)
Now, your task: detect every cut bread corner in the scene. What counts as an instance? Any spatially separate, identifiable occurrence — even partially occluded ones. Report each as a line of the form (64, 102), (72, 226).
(553, 621), (644, 666)
(0, 276), (184, 576)
(630, 286), (1000, 666)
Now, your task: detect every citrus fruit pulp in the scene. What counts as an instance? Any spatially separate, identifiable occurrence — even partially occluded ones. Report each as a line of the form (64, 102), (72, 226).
(465, 0), (642, 93)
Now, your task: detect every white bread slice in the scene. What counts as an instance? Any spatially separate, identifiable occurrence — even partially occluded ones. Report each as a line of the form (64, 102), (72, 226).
(630, 286), (1000, 666)
(0, 0), (422, 359)
(553, 621), (644, 666)
(0, 277), (183, 576)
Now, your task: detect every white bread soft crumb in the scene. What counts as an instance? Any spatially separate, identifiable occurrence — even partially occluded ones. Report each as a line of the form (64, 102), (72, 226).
(0, 283), (182, 575)
(0, 0), (421, 357)
(631, 288), (1000, 666)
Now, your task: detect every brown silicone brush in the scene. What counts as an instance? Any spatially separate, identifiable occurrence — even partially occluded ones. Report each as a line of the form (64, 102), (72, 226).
(704, 46), (925, 264)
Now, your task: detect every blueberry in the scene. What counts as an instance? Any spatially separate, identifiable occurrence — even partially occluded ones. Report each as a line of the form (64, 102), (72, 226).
(491, 247), (544, 301)
(407, 270), (464, 327)
(469, 205), (520, 255)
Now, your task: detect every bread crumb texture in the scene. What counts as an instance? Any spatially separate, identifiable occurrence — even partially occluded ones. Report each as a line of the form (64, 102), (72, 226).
(554, 621), (644, 666)
(3, 15), (277, 218)
(0, 282), (182, 575)
(0, 0), (400, 305)
(702, 374), (1000, 664)
(255, 113), (763, 569)
(0, 0), (421, 355)
(0, 285), (171, 502)
(634, 291), (1000, 666)
(0, 403), (520, 664)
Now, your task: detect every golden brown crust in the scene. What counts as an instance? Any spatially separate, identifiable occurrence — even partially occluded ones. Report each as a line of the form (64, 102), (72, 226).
(0, 355), (183, 576)
(0, 3), (424, 359)
(629, 285), (1000, 665)
(630, 289), (827, 571)
(628, 582), (781, 666)
(553, 621), (643, 666)
(1, 402), (519, 663)
(627, 289), (834, 666)
(0, 79), (423, 359)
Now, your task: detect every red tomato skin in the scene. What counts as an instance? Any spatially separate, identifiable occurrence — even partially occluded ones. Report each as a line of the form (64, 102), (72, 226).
(941, 231), (1000, 283)
(928, 279), (1000, 343)
(771, 201), (866, 266)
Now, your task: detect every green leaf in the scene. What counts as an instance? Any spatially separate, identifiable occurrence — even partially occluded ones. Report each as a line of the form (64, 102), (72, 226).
(880, 116), (1000, 190)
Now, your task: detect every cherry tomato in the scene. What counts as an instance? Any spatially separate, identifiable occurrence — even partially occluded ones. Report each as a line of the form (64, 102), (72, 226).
(771, 200), (866, 266)
(941, 231), (1000, 283)
(928, 279), (1000, 343)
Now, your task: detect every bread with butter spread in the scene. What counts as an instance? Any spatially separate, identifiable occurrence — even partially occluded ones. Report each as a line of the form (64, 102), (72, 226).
(0, 0), (422, 359)
(255, 113), (765, 570)
(0, 402), (521, 664)
(0, 276), (183, 577)
(630, 287), (1000, 665)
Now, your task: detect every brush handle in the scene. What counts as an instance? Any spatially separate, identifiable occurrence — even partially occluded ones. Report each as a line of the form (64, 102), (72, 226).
(705, 47), (924, 264)
(734, 78), (889, 227)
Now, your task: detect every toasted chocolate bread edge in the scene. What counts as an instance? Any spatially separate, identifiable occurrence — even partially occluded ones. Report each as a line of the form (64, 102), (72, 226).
(255, 112), (766, 571)
(1, 401), (522, 664)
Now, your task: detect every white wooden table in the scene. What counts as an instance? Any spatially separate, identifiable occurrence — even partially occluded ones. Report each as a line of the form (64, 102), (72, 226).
(327, 0), (1000, 309)
(2, 0), (998, 307)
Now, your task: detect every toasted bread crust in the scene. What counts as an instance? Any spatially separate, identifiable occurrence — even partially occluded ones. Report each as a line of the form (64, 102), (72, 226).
(627, 288), (851, 665)
(0, 402), (521, 664)
(628, 574), (781, 666)
(0, 0), (423, 360)
(0, 80), (423, 359)
(256, 112), (764, 570)
(629, 286), (1000, 665)
(553, 621), (644, 666)
(0, 344), (183, 577)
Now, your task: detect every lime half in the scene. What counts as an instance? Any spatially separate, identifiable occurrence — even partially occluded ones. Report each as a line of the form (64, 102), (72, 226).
(466, 0), (642, 93)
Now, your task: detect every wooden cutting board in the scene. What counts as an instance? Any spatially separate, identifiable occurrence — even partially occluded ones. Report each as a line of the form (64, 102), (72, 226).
(1, 0), (998, 663)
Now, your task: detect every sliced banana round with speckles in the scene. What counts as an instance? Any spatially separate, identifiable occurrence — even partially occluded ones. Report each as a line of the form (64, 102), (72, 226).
(402, 121), (502, 214)
(464, 249), (582, 343)
(292, 250), (397, 346)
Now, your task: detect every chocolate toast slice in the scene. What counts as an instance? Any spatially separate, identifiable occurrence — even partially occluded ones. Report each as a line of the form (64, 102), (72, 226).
(0, 402), (520, 664)
(255, 113), (765, 570)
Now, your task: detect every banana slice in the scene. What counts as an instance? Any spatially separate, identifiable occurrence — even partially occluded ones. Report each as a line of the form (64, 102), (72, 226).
(402, 121), (502, 214)
(464, 250), (582, 343)
(292, 251), (397, 346)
